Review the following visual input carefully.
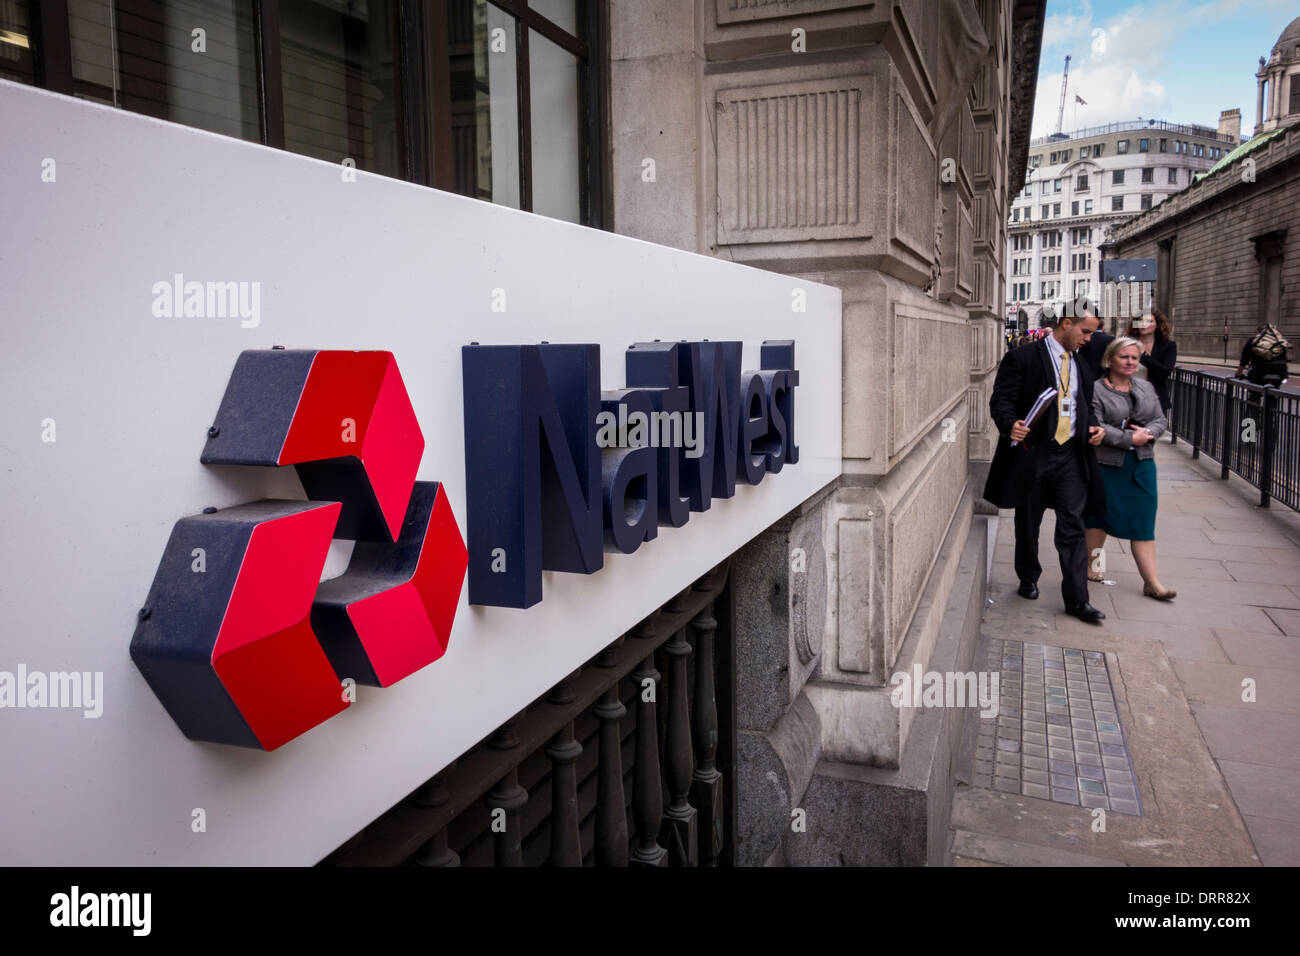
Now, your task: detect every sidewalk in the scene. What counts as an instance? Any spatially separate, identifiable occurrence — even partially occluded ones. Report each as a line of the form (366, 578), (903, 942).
(950, 438), (1300, 866)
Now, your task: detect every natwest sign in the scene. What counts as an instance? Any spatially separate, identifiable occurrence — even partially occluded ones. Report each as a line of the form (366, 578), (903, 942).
(130, 339), (801, 749)
(462, 340), (800, 608)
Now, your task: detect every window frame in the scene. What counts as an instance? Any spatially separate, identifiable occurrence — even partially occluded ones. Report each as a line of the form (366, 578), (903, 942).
(22, 0), (609, 228)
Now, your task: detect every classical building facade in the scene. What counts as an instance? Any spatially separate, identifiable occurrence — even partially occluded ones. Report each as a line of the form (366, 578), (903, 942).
(1104, 18), (1300, 360)
(1005, 118), (1237, 330)
(2, 0), (1044, 865)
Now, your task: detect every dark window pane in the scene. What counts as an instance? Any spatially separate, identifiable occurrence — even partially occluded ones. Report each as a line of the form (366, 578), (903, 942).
(529, 28), (579, 223)
(68, 0), (261, 141)
(0, 0), (36, 84)
(280, 0), (401, 178)
(447, 0), (520, 207)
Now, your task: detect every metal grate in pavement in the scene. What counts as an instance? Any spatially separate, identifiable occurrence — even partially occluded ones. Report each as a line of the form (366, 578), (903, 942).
(972, 639), (1143, 816)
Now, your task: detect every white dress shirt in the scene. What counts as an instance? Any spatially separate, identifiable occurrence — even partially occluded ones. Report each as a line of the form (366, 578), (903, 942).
(1044, 332), (1079, 440)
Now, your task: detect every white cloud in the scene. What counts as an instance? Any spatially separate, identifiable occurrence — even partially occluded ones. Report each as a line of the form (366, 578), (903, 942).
(1030, 0), (1269, 138)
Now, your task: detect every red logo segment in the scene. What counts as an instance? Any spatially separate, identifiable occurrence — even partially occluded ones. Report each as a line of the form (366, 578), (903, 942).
(278, 351), (424, 542)
(212, 502), (349, 750)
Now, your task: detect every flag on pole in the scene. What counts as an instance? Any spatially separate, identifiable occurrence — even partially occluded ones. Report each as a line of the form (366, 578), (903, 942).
(1075, 94), (1088, 105)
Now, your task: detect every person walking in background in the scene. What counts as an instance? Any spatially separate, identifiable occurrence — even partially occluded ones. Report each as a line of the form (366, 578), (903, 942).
(1084, 337), (1175, 601)
(1235, 320), (1291, 388)
(1128, 307), (1177, 415)
(984, 310), (1108, 623)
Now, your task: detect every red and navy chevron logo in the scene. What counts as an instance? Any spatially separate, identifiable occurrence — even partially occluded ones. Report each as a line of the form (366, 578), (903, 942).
(130, 350), (467, 751)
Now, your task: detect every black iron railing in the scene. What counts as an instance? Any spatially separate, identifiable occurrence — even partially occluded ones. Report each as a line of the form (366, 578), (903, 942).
(320, 562), (735, 867)
(1168, 369), (1299, 510)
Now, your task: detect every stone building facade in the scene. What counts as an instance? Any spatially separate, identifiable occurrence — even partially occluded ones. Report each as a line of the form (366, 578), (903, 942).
(1006, 119), (1235, 331)
(1105, 19), (1300, 361)
(611, 0), (1045, 864)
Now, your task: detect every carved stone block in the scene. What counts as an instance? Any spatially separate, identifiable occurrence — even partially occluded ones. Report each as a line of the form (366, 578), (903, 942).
(709, 53), (937, 281)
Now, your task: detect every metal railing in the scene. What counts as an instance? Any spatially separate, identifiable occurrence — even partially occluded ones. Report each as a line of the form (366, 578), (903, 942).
(1168, 369), (1300, 510)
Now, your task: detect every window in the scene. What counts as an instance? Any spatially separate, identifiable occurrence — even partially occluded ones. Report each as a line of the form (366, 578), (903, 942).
(1040, 280), (1060, 298)
(1042, 231), (1063, 249)
(1139, 138), (1149, 152)
(1073, 279), (1090, 297)
(1031, 154), (1043, 167)
(1012, 208), (1020, 221)
(1080, 146), (1091, 159)
(1041, 204), (1050, 218)
(1141, 168), (1154, 183)
(1071, 252), (1092, 271)
(66, 0), (263, 144)
(1112, 196), (1124, 211)
(1117, 139), (1129, 153)
(1041, 256), (1060, 274)
(1076, 174), (1089, 190)
(445, 0), (594, 223)
(1141, 194), (1153, 210)
(1159, 138), (1168, 152)
(1112, 169), (1125, 184)
(1062, 150), (1072, 162)
(1168, 168), (1178, 184)
(1042, 182), (1051, 195)
(9, 0), (605, 226)
(0, 0), (36, 84)
(1053, 203), (1061, 217)
(1071, 201), (1079, 216)
(1094, 143), (1104, 157)
(1084, 199), (1093, 214)
(1054, 178), (1063, 193)
(1070, 227), (1093, 244)
(1049, 151), (1058, 164)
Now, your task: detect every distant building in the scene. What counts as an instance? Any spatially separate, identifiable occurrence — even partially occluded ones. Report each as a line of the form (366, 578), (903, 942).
(1105, 16), (1300, 359)
(1004, 119), (1237, 331)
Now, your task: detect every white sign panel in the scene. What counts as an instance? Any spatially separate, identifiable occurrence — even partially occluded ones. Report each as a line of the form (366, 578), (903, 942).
(0, 82), (842, 864)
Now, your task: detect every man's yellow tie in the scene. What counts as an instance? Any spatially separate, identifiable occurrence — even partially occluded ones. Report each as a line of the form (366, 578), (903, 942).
(1055, 351), (1072, 444)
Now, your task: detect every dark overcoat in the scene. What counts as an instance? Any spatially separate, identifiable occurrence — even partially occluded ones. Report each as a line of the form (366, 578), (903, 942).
(982, 338), (1107, 517)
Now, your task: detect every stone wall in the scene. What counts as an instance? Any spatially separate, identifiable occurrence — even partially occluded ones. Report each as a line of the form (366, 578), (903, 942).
(1107, 124), (1300, 358)
(608, 0), (1040, 865)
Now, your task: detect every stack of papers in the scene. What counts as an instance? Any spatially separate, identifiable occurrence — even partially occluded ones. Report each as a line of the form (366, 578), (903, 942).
(1010, 387), (1060, 447)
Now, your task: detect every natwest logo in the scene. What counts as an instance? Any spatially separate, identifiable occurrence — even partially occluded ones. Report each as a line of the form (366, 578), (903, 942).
(130, 350), (467, 751)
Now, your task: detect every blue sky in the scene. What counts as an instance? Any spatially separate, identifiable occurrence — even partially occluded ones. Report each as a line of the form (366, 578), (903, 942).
(1031, 0), (1298, 139)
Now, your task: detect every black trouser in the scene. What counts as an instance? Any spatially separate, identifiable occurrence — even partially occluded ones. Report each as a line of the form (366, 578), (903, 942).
(1013, 440), (1090, 607)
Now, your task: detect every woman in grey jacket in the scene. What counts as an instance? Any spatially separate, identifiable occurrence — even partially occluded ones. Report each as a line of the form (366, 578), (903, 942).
(1084, 337), (1176, 600)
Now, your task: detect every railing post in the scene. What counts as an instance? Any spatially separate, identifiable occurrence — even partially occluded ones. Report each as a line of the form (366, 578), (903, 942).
(1192, 372), (1203, 459)
(689, 601), (724, 867)
(1169, 371), (1178, 446)
(1221, 378), (1233, 480)
(545, 722), (584, 866)
(661, 627), (699, 866)
(1260, 389), (1276, 508)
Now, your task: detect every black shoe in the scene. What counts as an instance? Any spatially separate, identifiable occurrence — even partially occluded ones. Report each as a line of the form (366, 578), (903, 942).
(1018, 581), (1039, 600)
(1065, 603), (1105, 624)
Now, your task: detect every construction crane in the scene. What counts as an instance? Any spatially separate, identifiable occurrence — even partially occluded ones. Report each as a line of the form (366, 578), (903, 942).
(1055, 55), (1072, 136)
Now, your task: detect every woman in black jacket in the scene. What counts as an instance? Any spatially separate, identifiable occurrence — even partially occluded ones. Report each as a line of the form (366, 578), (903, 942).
(1126, 307), (1177, 413)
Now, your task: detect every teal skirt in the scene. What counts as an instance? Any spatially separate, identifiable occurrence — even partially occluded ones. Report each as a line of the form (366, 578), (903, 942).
(1085, 451), (1157, 541)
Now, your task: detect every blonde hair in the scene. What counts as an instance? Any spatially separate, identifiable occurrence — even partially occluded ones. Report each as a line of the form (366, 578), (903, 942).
(1102, 336), (1142, 370)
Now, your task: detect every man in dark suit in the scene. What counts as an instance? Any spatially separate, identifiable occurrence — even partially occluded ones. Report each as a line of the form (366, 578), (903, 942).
(1077, 306), (1114, 381)
(984, 308), (1109, 623)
